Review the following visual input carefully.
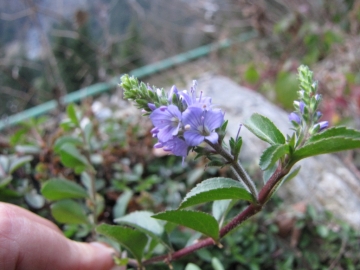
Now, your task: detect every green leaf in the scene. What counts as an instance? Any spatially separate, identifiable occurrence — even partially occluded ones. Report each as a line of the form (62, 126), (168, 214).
(51, 199), (89, 225)
(265, 166), (301, 202)
(0, 188), (21, 201)
(41, 178), (88, 200)
(15, 145), (41, 155)
(244, 64), (260, 84)
(59, 143), (90, 173)
(259, 144), (290, 170)
(283, 166), (301, 183)
(212, 257), (225, 270)
(96, 224), (147, 263)
(307, 126), (360, 143)
(274, 71), (298, 109)
(0, 156), (9, 176)
(0, 176), (13, 189)
(244, 113), (285, 145)
(114, 211), (172, 250)
(24, 190), (45, 209)
(212, 199), (232, 223)
(54, 136), (83, 153)
(185, 263), (202, 270)
(8, 155), (33, 174)
(66, 103), (80, 126)
(179, 177), (255, 209)
(263, 162), (277, 184)
(233, 137), (243, 159)
(152, 210), (219, 241)
(113, 190), (133, 218)
(293, 137), (360, 162)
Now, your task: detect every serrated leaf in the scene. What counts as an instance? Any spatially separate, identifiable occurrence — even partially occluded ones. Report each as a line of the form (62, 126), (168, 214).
(41, 178), (88, 200)
(66, 103), (80, 126)
(152, 210), (219, 241)
(96, 224), (147, 263)
(307, 126), (360, 143)
(59, 143), (89, 173)
(263, 162), (277, 184)
(233, 137), (243, 159)
(179, 177), (254, 209)
(51, 199), (89, 225)
(259, 144), (290, 170)
(244, 113), (285, 145)
(9, 156), (33, 174)
(293, 137), (360, 162)
(114, 211), (172, 250)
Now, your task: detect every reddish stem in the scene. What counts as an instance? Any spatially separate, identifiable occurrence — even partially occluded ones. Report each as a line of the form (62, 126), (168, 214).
(142, 163), (291, 266)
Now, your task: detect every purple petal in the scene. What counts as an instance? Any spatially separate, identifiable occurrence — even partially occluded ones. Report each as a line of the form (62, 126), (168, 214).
(205, 132), (219, 144)
(180, 91), (192, 107)
(289, 112), (301, 124)
(318, 121), (329, 131)
(157, 125), (176, 142)
(163, 137), (188, 157)
(184, 130), (205, 146)
(148, 103), (156, 111)
(204, 109), (224, 130)
(150, 105), (181, 129)
(154, 142), (163, 148)
(182, 107), (203, 128)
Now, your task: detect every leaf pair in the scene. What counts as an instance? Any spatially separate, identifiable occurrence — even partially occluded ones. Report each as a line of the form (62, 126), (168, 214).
(153, 177), (256, 241)
(244, 114), (289, 173)
(41, 179), (90, 225)
(292, 127), (360, 163)
(97, 210), (170, 264)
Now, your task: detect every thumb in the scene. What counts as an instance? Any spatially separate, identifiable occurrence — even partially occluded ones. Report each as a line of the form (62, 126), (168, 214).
(65, 241), (116, 270)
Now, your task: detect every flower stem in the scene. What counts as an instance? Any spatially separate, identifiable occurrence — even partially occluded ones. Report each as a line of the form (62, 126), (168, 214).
(141, 163), (291, 266)
(205, 140), (258, 201)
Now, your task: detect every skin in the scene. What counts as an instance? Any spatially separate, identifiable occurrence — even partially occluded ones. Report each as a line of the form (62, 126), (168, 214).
(0, 202), (116, 270)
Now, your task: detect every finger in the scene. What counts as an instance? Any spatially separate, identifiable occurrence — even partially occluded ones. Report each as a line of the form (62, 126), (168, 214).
(0, 202), (62, 233)
(0, 203), (115, 270)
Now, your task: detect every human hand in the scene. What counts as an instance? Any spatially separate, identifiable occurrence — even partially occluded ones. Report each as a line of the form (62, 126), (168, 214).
(0, 202), (116, 270)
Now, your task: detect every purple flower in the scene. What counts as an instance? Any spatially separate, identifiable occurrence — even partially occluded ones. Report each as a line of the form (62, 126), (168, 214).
(315, 121), (329, 131)
(289, 112), (301, 124)
(294, 101), (305, 114)
(154, 137), (189, 164)
(182, 107), (224, 146)
(148, 103), (156, 111)
(179, 81), (212, 110)
(150, 105), (182, 142)
(168, 85), (179, 102)
(162, 137), (188, 157)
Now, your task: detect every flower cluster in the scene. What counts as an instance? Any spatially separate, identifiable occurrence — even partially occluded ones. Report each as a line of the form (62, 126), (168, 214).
(148, 81), (224, 161)
(289, 65), (329, 138)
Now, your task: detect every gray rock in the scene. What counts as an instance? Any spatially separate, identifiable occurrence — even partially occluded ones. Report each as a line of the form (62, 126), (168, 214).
(197, 75), (360, 228)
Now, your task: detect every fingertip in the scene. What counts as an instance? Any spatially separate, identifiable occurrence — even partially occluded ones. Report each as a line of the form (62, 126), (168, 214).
(70, 241), (115, 270)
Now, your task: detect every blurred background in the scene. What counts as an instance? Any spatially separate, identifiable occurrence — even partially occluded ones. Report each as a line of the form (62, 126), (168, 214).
(2, 1), (360, 269)
(1, 0), (360, 128)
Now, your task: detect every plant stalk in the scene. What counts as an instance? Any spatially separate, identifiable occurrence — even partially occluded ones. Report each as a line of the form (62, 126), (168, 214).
(205, 140), (258, 201)
(141, 163), (291, 266)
